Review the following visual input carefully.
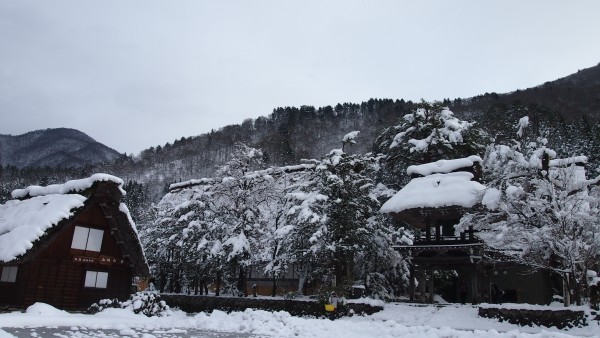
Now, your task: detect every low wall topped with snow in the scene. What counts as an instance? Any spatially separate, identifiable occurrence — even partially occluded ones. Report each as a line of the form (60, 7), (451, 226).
(478, 305), (587, 329)
(161, 294), (383, 317)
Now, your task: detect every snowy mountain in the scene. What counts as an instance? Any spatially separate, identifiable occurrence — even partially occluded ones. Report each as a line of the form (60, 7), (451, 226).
(0, 128), (121, 168)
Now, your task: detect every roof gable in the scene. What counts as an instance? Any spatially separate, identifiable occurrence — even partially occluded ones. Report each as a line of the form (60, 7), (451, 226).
(1, 174), (149, 276)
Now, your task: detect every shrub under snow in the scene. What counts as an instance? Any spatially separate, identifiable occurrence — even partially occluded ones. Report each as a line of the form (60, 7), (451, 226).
(88, 292), (171, 317)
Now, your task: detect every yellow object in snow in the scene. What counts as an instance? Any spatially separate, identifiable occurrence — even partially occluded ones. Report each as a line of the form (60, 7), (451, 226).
(325, 304), (335, 312)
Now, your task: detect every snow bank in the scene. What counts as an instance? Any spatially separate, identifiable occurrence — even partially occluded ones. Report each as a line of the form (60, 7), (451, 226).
(380, 172), (486, 213)
(0, 303), (596, 337)
(407, 156), (482, 176)
(0, 194), (86, 262)
(26, 302), (70, 316)
(11, 173), (125, 199)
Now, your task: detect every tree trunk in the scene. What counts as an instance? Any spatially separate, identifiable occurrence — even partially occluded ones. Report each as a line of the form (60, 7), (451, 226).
(238, 265), (247, 296)
(334, 251), (355, 287)
(563, 273), (571, 307)
(298, 275), (306, 295)
(215, 271), (221, 296)
(159, 272), (166, 293)
(271, 272), (277, 297)
(571, 270), (582, 306)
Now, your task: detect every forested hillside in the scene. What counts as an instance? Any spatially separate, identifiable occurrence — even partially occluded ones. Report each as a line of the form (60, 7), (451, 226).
(1, 63), (599, 213)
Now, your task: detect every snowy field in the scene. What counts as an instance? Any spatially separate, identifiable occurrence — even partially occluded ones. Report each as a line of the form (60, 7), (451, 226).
(1, 302), (599, 338)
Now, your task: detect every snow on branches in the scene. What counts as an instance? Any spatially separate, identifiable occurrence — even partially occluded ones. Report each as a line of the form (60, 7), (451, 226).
(457, 117), (600, 305)
(375, 102), (484, 165)
(143, 142), (409, 298)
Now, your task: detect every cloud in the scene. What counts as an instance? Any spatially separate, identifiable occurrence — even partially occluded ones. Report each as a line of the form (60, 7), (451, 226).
(1, 0), (600, 154)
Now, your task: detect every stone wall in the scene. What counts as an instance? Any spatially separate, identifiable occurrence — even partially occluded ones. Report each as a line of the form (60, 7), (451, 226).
(161, 294), (382, 317)
(478, 307), (586, 329)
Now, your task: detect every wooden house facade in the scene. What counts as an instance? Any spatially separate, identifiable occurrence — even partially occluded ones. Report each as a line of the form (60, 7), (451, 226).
(0, 174), (149, 310)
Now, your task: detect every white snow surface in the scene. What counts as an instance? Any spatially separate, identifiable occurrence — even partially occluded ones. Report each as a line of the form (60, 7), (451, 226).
(0, 194), (86, 262)
(587, 270), (600, 287)
(381, 172), (486, 213)
(549, 156), (587, 167)
(517, 116), (529, 137)
(0, 302), (597, 338)
(482, 188), (502, 210)
(406, 156), (482, 176)
(11, 173), (125, 199)
(169, 178), (214, 190)
(119, 203), (139, 235)
(343, 131), (360, 144)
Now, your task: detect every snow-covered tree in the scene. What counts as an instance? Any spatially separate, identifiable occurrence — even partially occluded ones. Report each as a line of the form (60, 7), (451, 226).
(457, 117), (600, 305)
(374, 101), (485, 186)
(281, 133), (411, 296)
(145, 138), (412, 299)
(207, 144), (271, 295)
(143, 144), (275, 295)
(257, 168), (304, 296)
(142, 181), (213, 293)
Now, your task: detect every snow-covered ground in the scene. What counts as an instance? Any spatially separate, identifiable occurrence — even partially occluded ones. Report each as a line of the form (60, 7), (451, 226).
(0, 302), (598, 338)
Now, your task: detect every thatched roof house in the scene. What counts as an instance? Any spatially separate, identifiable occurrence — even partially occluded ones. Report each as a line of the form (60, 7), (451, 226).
(0, 174), (149, 309)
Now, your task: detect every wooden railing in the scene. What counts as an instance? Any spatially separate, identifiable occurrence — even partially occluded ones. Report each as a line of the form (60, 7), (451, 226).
(413, 235), (480, 245)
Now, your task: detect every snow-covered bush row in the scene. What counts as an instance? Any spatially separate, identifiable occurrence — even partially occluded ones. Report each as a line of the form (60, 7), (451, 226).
(88, 292), (171, 317)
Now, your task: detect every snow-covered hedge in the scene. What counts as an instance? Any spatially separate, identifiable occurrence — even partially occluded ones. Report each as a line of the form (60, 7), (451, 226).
(478, 306), (587, 329)
(88, 292), (171, 317)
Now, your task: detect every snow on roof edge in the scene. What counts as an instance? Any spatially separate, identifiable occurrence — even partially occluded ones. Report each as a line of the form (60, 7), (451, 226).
(406, 155), (482, 176)
(119, 203), (149, 268)
(11, 173), (125, 199)
(380, 172), (486, 213)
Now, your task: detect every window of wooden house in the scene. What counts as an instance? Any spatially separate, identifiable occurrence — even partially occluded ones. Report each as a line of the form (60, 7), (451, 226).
(84, 271), (108, 288)
(0, 266), (18, 283)
(71, 226), (104, 252)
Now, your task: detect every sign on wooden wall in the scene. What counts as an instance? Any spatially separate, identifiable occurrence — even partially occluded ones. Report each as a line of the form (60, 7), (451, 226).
(72, 255), (125, 265)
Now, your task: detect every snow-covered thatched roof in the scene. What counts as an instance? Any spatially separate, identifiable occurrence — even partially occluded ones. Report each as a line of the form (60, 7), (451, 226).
(11, 173), (125, 199)
(0, 194), (86, 262)
(380, 172), (486, 214)
(0, 174), (147, 271)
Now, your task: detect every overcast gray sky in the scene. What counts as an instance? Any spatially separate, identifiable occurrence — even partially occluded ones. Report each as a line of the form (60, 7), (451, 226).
(1, 0), (599, 154)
